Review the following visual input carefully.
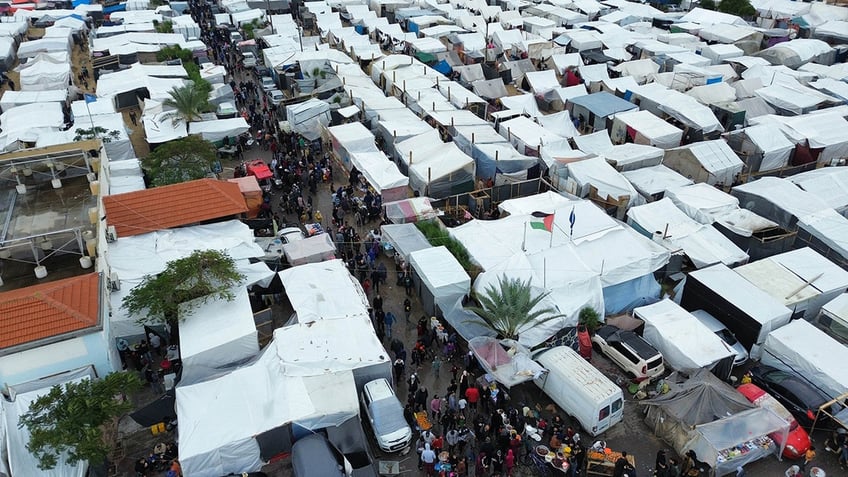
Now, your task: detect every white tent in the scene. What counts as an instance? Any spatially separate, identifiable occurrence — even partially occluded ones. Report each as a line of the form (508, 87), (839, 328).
(789, 167), (848, 217)
(683, 264), (792, 357)
(0, 89), (66, 112)
(179, 287), (259, 385)
(559, 156), (644, 208)
(176, 363), (318, 477)
(666, 183), (778, 237)
(662, 140), (744, 187)
(761, 319), (848, 398)
(286, 98), (331, 140)
(574, 131), (664, 171)
(611, 110), (683, 149)
(395, 131), (475, 199)
(735, 247), (848, 319)
(409, 246), (471, 315)
(188, 118), (250, 143)
(634, 299), (736, 376)
(622, 165), (693, 201)
(108, 159), (146, 194)
(736, 124), (794, 173)
(277, 259), (369, 323)
(627, 198), (748, 268)
(497, 191), (575, 216)
(349, 150), (409, 202)
(3, 367), (93, 477)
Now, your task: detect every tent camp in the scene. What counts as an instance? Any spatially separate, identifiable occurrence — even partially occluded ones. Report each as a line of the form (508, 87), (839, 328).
(642, 369), (790, 477)
(627, 198), (749, 268)
(634, 299), (736, 380)
(574, 131), (664, 171)
(178, 287), (259, 385)
(681, 263), (792, 357)
(394, 130), (476, 198)
(409, 246), (471, 316)
(761, 319), (848, 398)
(555, 156), (644, 209)
(724, 124), (795, 173)
(789, 167), (848, 217)
(661, 140), (744, 187)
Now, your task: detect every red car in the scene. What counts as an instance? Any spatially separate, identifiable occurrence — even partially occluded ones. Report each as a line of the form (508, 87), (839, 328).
(737, 383), (811, 459)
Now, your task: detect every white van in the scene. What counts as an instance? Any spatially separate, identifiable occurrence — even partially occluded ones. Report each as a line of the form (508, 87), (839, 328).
(533, 346), (624, 436)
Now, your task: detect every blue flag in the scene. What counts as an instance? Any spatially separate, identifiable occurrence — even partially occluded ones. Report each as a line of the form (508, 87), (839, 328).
(569, 206), (576, 237)
(84, 93), (97, 104)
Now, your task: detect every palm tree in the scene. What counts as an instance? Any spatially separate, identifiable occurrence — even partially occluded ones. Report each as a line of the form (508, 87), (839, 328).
(162, 83), (210, 125)
(465, 276), (565, 340)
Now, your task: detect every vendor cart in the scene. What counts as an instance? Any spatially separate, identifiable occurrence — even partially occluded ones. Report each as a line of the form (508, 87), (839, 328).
(414, 411), (432, 431)
(586, 449), (635, 476)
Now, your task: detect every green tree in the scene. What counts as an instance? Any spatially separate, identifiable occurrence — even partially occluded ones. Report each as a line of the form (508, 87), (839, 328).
(122, 249), (245, 336)
(464, 276), (565, 340)
(701, 0), (717, 10)
(141, 135), (218, 186)
(717, 0), (755, 17)
(153, 19), (173, 33)
(578, 306), (602, 333)
(162, 82), (211, 126)
(18, 372), (143, 470)
(73, 126), (121, 144)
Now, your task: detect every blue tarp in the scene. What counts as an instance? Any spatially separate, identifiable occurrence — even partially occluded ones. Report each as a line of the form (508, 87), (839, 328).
(71, 0), (89, 6)
(568, 92), (637, 118)
(472, 143), (539, 179)
(602, 273), (661, 314)
(433, 59), (452, 75)
(103, 3), (127, 13)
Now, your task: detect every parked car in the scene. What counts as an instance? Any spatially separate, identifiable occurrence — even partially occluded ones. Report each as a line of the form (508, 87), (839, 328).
(266, 89), (285, 106)
(361, 378), (412, 453)
(737, 383), (812, 459)
(260, 76), (276, 91)
(242, 51), (257, 68)
(229, 31), (243, 44)
(748, 365), (844, 429)
(691, 309), (749, 366)
(591, 325), (665, 381)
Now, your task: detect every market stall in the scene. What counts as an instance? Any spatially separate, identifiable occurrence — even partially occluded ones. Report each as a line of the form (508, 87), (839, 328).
(586, 448), (634, 476)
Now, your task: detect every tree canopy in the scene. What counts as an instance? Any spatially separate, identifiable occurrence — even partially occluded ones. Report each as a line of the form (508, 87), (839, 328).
(162, 82), (211, 125)
(122, 249), (245, 325)
(718, 0), (755, 17)
(465, 276), (565, 341)
(19, 372), (142, 470)
(141, 134), (218, 187)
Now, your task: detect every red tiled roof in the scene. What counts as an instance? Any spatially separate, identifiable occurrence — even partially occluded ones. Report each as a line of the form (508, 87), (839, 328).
(0, 273), (101, 350)
(103, 179), (248, 238)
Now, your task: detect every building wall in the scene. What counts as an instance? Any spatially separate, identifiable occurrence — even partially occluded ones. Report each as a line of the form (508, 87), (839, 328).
(0, 332), (113, 388)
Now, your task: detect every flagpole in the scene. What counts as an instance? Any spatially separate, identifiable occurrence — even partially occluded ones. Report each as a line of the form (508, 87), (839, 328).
(84, 94), (98, 140)
(522, 221), (527, 252)
(549, 211), (555, 248)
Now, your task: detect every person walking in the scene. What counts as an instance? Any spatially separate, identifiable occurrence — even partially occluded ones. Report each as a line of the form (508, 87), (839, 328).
(384, 311), (396, 339)
(404, 297), (412, 323)
(421, 443), (437, 476)
(465, 386), (480, 414)
(432, 355), (442, 378)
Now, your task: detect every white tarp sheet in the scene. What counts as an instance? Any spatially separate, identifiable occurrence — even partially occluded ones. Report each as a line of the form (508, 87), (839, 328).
(563, 156), (643, 207)
(410, 246), (471, 304)
(635, 299), (736, 372)
(789, 167), (848, 216)
(622, 165), (693, 199)
(761, 319), (848, 398)
(179, 287), (259, 385)
(612, 110), (683, 149)
(664, 183), (779, 238)
(278, 259), (369, 323)
(188, 118), (250, 142)
(627, 198), (748, 267)
(742, 124), (795, 172)
(18, 53), (70, 91)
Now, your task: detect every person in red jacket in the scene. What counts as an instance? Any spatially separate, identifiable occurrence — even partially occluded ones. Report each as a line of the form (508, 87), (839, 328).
(464, 386), (480, 413)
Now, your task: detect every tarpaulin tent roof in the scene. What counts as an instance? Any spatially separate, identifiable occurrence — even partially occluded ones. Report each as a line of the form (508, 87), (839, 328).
(612, 110), (683, 149)
(662, 140), (744, 186)
(627, 198), (748, 267)
(469, 337), (546, 388)
(410, 245), (471, 304)
(730, 177), (831, 230)
(635, 299), (736, 376)
(178, 287), (259, 385)
(560, 156), (644, 208)
(642, 368), (754, 426)
(282, 234), (336, 267)
(569, 92), (637, 119)
(277, 259), (369, 323)
(380, 223), (431, 260)
(666, 183), (778, 237)
(622, 165), (693, 199)
(761, 319), (848, 398)
(383, 197), (438, 224)
(188, 118), (250, 143)
(789, 167), (848, 216)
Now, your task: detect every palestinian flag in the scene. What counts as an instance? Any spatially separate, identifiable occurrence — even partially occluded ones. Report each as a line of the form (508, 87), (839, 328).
(530, 211), (554, 232)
